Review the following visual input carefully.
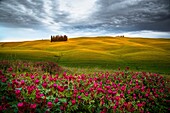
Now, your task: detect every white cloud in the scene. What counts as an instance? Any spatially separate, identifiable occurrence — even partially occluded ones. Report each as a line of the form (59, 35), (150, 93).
(58, 0), (98, 22)
(114, 30), (170, 38)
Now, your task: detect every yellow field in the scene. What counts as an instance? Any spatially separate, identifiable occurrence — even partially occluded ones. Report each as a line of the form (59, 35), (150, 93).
(0, 37), (170, 74)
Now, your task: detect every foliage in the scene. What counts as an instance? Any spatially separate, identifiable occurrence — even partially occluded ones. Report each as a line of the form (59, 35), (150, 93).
(0, 60), (170, 113)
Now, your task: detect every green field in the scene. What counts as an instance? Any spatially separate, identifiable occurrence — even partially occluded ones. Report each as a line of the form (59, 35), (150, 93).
(0, 37), (170, 74)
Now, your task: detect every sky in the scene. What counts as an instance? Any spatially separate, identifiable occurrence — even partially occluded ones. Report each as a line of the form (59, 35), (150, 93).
(0, 0), (170, 42)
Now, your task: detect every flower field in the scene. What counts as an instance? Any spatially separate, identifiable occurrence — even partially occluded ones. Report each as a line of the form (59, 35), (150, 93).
(0, 60), (170, 113)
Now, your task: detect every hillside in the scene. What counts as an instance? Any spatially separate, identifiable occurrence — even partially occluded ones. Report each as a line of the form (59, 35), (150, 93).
(0, 37), (170, 74)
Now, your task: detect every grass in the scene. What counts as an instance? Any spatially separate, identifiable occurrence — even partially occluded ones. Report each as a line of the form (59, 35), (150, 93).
(0, 36), (170, 74)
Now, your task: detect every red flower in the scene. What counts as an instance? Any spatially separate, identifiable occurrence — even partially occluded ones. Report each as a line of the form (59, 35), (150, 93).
(126, 66), (129, 70)
(8, 67), (13, 72)
(112, 91), (117, 95)
(15, 90), (21, 96)
(0, 106), (3, 111)
(107, 89), (112, 94)
(53, 83), (57, 88)
(31, 75), (35, 79)
(21, 80), (25, 85)
(137, 103), (143, 108)
(42, 75), (46, 80)
(42, 82), (47, 88)
(54, 98), (59, 103)
(115, 96), (120, 101)
(121, 85), (126, 91)
(35, 79), (39, 84)
(47, 102), (53, 108)
(85, 92), (88, 96)
(30, 104), (36, 109)
(71, 99), (76, 105)
(78, 96), (81, 99)
(57, 86), (64, 92)
(49, 76), (53, 81)
(12, 73), (16, 77)
(17, 102), (24, 108)
(120, 93), (124, 98)
(113, 105), (117, 110)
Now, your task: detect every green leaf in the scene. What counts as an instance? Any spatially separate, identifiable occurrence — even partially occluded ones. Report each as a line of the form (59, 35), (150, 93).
(59, 98), (67, 103)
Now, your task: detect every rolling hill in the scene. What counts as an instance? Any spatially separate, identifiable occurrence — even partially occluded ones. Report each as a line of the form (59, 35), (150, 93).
(0, 36), (170, 74)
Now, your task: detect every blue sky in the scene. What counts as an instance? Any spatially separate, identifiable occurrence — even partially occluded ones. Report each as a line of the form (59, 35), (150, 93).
(0, 0), (170, 42)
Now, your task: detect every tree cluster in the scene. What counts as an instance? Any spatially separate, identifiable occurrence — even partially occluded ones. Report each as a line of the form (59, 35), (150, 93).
(116, 35), (124, 37)
(51, 35), (68, 42)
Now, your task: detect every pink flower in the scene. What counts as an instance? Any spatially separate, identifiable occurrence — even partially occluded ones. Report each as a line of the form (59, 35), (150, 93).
(54, 98), (59, 103)
(42, 75), (46, 80)
(31, 75), (35, 79)
(17, 102), (24, 108)
(121, 85), (126, 91)
(0, 106), (3, 111)
(12, 73), (16, 77)
(53, 83), (57, 88)
(21, 80), (25, 85)
(85, 92), (88, 96)
(47, 102), (53, 108)
(71, 99), (76, 105)
(120, 93), (124, 98)
(42, 82), (47, 88)
(35, 79), (39, 84)
(55, 74), (58, 78)
(30, 104), (36, 109)
(78, 96), (81, 99)
(112, 91), (117, 95)
(57, 86), (64, 92)
(145, 93), (149, 97)
(15, 90), (21, 96)
(126, 66), (129, 70)
(137, 103), (143, 108)
(8, 67), (13, 72)
(115, 96), (120, 101)
(49, 76), (53, 81)
(113, 105), (117, 110)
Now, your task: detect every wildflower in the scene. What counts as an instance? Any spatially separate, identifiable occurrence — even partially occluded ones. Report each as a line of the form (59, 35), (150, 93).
(71, 99), (76, 105)
(42, 82), (47, 88)
(17, 102), (24, 108)
(57, 86), (65, 92)
(120, 93), (124, 98)
(0, 106), (3, 111)
(35, 79), (39, 84)
(112, 91), (117, 95)
(85, 92), (88, 96)
(78, 96), (81, 99)
(108, 89), (112, 94)
(30, 104), (36, 109)
(8, 67), (13, 72)
(53, 83), (57, 88)
(49, 76), (53, 81)
(42, 75), (46, 80)
(113, 105), (117, 110)
(12, 73), (16, 77)
(126, 66), (129, 70)
(21, 80), (25, 85)
(47, 102), (53, 108)
(60, 106), (64, 111)
(121, 85), (126, 91)
(31, 75), (35, 79)
(15, 90), (21, 96)
(115, 96), (120, 101)
(54, 98), (58, 103)
(137, 103), (143, 108)
(145, 93), (149, 97)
